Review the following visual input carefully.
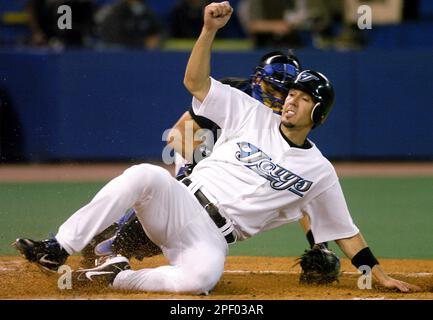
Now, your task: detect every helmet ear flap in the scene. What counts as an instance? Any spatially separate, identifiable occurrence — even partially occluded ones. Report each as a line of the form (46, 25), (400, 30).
(311, 102), (321, 124)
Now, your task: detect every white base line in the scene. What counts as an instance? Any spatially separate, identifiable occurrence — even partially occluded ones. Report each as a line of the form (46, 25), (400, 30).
(1, 262), (431, 278)
(224, 270), (433, 277)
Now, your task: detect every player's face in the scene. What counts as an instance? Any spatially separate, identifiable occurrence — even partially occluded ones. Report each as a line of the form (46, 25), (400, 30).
(280, 89), (315, 129)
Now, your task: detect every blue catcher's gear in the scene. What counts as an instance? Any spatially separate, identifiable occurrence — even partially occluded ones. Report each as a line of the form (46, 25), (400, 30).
(251, 51), (301, 114)
(80, 209), (161, 267)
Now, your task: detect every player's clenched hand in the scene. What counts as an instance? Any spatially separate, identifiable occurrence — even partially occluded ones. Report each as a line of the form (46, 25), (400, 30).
(203, 1), (233, 32)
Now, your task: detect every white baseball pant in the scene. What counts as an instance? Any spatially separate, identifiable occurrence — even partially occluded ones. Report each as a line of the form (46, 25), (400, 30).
(55, 164), (228, 294)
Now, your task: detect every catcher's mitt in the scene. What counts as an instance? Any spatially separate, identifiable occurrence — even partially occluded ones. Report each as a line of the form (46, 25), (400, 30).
(298, 243), (341, 285)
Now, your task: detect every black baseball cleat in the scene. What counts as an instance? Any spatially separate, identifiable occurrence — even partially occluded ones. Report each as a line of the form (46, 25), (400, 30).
(13, 238), (69, 272)
(72, 255), (130, 288)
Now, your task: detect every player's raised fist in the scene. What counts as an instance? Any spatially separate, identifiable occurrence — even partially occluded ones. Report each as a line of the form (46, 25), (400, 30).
(204, 1), (233, 32)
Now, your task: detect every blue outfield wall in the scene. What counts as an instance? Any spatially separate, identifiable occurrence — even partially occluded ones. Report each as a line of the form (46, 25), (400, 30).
(0, 48), (432, 161)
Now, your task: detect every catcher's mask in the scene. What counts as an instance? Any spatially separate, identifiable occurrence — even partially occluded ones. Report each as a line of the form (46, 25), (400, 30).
(251, 51), (301, 115)
(290, 70), (335, 128)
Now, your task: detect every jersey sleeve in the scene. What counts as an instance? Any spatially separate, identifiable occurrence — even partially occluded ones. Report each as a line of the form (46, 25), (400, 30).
(188, 77), (250, 130)
(192, 77), (258, 130)
(302, 181), (360, 244)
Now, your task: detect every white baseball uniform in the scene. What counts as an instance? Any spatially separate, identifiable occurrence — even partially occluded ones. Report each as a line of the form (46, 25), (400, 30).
(55, 78), (359, 294)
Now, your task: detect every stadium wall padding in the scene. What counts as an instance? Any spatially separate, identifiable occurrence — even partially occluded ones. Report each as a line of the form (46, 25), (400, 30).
(0, 48), (432, 161)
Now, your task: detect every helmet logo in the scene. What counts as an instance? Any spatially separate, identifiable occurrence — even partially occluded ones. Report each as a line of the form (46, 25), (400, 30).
(298, 72), (320, 82)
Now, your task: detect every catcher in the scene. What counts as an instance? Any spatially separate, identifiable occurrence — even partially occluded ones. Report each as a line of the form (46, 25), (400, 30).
(15, 50), (341, 285)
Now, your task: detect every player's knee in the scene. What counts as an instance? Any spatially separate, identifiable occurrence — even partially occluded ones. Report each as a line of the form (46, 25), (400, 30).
(123, 164), (171, 193)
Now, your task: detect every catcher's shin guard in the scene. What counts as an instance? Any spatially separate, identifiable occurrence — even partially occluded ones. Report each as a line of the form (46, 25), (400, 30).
(110, 213), (162, 260)
(80, 223), (119, 268)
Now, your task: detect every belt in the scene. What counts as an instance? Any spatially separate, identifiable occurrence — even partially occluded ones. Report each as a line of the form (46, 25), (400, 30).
(181, 178), (236, 244)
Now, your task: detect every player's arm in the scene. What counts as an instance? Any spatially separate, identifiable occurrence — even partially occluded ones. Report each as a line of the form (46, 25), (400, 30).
(184, 1), (233, 102)
(336, 233), (421, 292)
(298, 214), (317, 248)
(167, 111), (203, 161)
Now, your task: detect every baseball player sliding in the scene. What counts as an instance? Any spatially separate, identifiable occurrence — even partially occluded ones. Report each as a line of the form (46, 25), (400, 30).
(78, 51), (329, 268)
(15, 1), (420, 294)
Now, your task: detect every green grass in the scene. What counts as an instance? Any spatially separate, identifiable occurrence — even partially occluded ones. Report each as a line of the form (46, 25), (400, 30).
(1, 177), (432, 258)
(230, 177), (433, 259)
(0, 182), (105, 253)
(337, 177), (433, 259)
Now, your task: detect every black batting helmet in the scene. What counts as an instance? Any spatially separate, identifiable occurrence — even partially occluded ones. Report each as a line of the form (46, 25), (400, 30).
(291, 70), (335, 127)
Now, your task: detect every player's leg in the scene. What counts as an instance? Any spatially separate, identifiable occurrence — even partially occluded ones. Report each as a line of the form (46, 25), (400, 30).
(93, 152), (195, 258)
(80, 209), (141, 266)
(93, 210), (162, 259)
(15, 164), (168, 270)
(74, 165), (228, 294)
(112, 241), (226, 294)
(79, 222), (119, 267)
(80, 209), (162, 267)
(82, 152), (191, 266)
(81, 114), (198, 265)
(55, 164), (174, 254)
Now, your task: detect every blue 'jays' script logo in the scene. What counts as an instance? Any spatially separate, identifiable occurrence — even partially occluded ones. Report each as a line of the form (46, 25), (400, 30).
(235, 142), (313, 197)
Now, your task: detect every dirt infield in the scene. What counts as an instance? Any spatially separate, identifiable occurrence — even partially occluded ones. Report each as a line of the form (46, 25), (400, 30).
(0, 162), (432, 182)
(1, 256), (432, 300)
